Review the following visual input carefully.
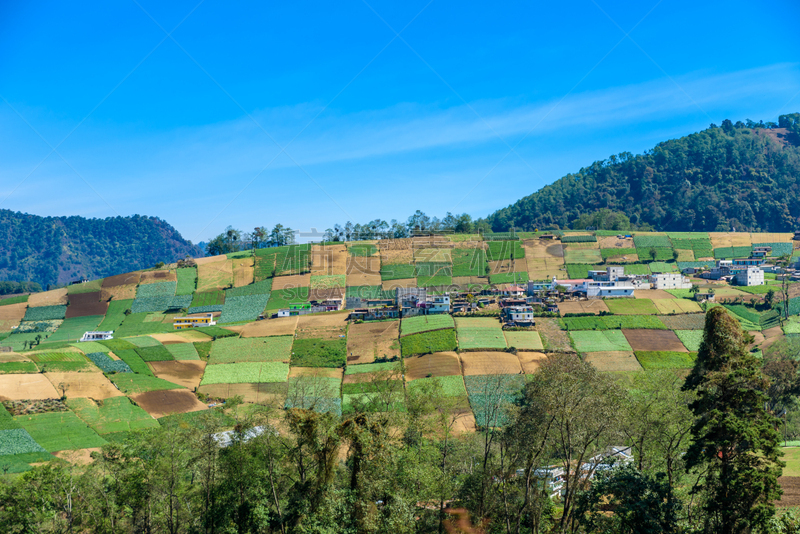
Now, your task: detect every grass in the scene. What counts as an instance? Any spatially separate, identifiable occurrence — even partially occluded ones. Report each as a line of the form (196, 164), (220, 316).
(128, 335), (163, 347)
(0, 361), (38, 373)
(569, 330), (632, 352)
(380, 263), (416, 281)
(600, 248), (636, 259)
(193, 325), (239, 339)
(675, 330), (703, 351)
(635, 351), (697, 370)
(97, 338), (137, 352)
(452, 249), (488, 277)
(166, 343), (200, 361)
(266, 288), (310, 311)
(0, 451), (54, 474)
(563, 248), (602, 264)
(417, 275), (453, 287)
(134, 345), (174, 362)
(194, 341), (212, 360)
(565, 264), (602, 279)
(648, 261), (678, 273)
(191, 291), (225, 307)
(46, 315), (104, 343)
(310, 275), (346, 289)
(67, 397), (159, 435)
(406, 375), (466, 397)
(604, 299), (659, 315)
(457, 327), (507, 350)
(29, 351), (91, 372)
(0, 295), (29, 306)
(209, 336), (293, 363)
(98, 299), (132, 331)
(15, 411), (107, 452)
(503, 331), (543, 350)
(400, 329), (458, 356)
(401, 314), (455, 336)
(561, 315), (667, 330)
(623, 264), (651, 275)
(200, 362), (290, 384)
(291, 338), (347, 368)
(348, 244), (378, 257)
(487, 241), (525, 261)
(489, 272), (529, 285)
(109, 374), (183, 395)
(176, 268), (197, 295)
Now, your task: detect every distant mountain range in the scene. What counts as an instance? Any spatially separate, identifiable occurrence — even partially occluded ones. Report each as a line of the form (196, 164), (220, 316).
(483, 114), (800, 233)
(0, 210), (202, 289)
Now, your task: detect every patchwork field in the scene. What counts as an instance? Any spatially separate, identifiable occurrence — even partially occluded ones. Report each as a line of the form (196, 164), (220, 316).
(622, 329), (688, 352)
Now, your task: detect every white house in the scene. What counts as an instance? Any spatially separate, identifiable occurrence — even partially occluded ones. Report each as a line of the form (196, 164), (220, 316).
(425, 293), (451, 314)
(79, 331), (113, 342)
(736, 267), (765, 287)
(650, 272), (693, 290)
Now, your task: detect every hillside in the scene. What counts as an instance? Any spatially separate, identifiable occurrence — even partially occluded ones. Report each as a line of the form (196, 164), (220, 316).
(0, 210), (202, 289)
(484, 114), (800, 232)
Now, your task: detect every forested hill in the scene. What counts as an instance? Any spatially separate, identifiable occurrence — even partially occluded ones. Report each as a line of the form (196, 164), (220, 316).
(0, 210), (202, 289)
(484, 115), (800, 232)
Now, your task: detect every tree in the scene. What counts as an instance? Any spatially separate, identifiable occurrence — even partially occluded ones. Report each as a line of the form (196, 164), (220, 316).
(690, 284), (700, 295)
(649, 247), (657, 261)
(765, 288), (776, 308)
(683, 307), (784, 534)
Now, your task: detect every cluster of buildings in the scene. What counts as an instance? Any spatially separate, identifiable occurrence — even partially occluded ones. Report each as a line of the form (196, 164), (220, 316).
(697, 259), (767, 286)
(532, 266), (694, 298)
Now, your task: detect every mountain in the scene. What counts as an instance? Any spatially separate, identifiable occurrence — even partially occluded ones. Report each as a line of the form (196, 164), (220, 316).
(0, 210), (203, 289)
(483, 114), (800, 233)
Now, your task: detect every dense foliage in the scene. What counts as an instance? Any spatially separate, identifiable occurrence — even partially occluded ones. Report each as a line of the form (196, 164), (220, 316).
(0, 211), (201, 288)
(484, 115), (800, 232)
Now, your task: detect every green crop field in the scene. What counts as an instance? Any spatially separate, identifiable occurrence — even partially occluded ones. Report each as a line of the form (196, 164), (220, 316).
(452, 249), (488, 277)
(633, 235), (672, 248)
(166, 343), (200, 360)
(86, 352), (133, 373)
(219, 294), (270, 323)
(24, 305), (67, 321)
(605, 299), (658, 315)
(565, 264), (599, 279)
(401, 314), (455, 336)
(98, 299), (132, 331)
(134, 345), (174, 362)
(345, 362), (401, 375)
(561, 235), (596, 243)
(0, 361), (37, 373)
(348, 244), (378, 257)
(0, 294), (29, 306)
(201, 362), (290, 384)
(266, 288), (310, 311)
(503, 331), (543, 350)
(414, 262), (453, 277)
(675, 330), (703, 351)
(114, 313), (172, 338)
(380, 263), (416, 280)
(714, 246), (751, 259)
(291, 338), (346, 368)
(110, 374), (183, 395)
(225, 279), (272, 297)
(635, 351), (697, 369)
(67, 397), (160, 435)
(600, 248), (636, 259)
(636, 248), (675, 262)
(457, 327), (507, 350)
(209, 336), (293, 363)
(406, 375), (466, 397)
(401, 329), (458, 356)
(489, 272), (529, 285)
(569, 330), (632, 352)
(648, 261), (678, 273)
(561, 315), (667, 330)
(417, 275), (453, 287)
(176, 268), (197, 295)
(16, 411), (107, 452)
(621, 264), (650, 275)
(97, 338), (137, 352)
(29, 351), (91, 372)
(114, 349), (153, 375)
(487, 241), (525, 261)
(0, 428), (47, 455)
(46, 315), (104, 342)
(310, 275), (346, 289)
(563, 248), (602, 264)
(191, 291), (225, 307)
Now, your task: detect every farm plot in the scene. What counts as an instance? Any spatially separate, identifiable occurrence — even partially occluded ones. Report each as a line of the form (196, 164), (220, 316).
(565, 264), (602, 279)
(417, 275), (453, 287)
(241, 316), (298, 338)
(290, 338), (347, 368)
(29, 351), (92, 373)
(653, 299), (703, 314)
(675, 330), (703, 352)
(15, 411), (106, 452)
(86, 352), (133, 373)
(197, 259), (234, 292)
(131, 282), (177, 313)
(287, 376), (341, 400)
(24, 305), (67, 321)
(635, 351), (697, 370)
(197, 382), (288, 404)
(563, 247), (602, 264)
(165, 343), (200, 361)
(452, 249), (488, 277)
(97, 299), (132, 332)
(42, 369), (124, 399)
(310, 274), (346, 290)
(622, 329), (688, 352)
(346, 320), (400, 364)
(569, 330), (632, 353)
(110, 373), (183, 395)
(272, 273), (311, 292)
(584, 351), (642, 372)
(348, 243), (378, 257)
(201, 362), (289, 385)
(406, 375), (466, 397)
(28, 288), (68, 308)
(134, 343), (174, 362)
(284, 396), (342, 417)
(232, 257), (255, 287)
(489, 272), (529, 285)
(400, 329), (457, 356)
(710, 232), (753, 250)
(658, 313), (706, 330)
(464, 374), (525, 427)
(605, 298), (659, 315)
(714, 246), (752, 259)
(310, 244), (348, 275)
(536, 318), (574, 352)
(67, 279), (103, 295)
(65, 292), (107, 318)
(487, 241), (525, 261)
(226, 279), (272, 298)
(308, 287), (346, 301)
(0, 302), (27, 332)
(456, 318), (507, 350)
(3, 332), (54, 351)
(67, 397), (158, 435)
(176, 267), (197, 295)
(556, 300), (610, 316)
(413, 248), (452, 263)
(209, 336), (293, 364)
(380, 263), (416, 281)
(0, 295), (28, 306)
(0, 361), (37, 374)
(219, 294), (270, 323)
(130, 389), (207, 418)
(266, 288), (310, 313)
(503, 331), (543, 350)
(648, 262), (678, 273)
(402, 314), (455, 336)
(633, 234), (672, 248)
(47, 315), (104, 343)
(139, 270), (177, 285)
(636, 249), (676, 262)
(112, 349), (152, 375)
(404, 352), (462, 380)
(461, 352), (522, 375)
(517, 352), (547, 374)
(0, 427), (47, 457)
(0, 374), (60, 400)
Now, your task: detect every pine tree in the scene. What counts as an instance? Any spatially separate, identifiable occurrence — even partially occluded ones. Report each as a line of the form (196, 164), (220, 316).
(683, 307), (784, 534)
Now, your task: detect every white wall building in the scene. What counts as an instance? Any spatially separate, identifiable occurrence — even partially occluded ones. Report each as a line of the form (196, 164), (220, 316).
(79, 331), (113, 342)
(426, 294), (450, 314)
(650, 273), (693, 290)
(736, 267), (765, 286)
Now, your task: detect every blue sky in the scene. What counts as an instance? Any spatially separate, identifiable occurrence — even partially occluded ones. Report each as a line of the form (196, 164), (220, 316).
(1, 0), (799, 243)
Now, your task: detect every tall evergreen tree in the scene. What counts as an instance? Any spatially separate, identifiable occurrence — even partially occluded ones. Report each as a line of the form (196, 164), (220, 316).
(683, 307), (783, 534)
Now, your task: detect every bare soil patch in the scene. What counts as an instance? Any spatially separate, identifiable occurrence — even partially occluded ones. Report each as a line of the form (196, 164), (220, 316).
(272, 273), (311, 291)
(517, 351), (547, 374)
(101, 284), (137, 301)
(102, 272), (141, 288)
(380, 249), (414, 265)
(346, 273), (383, 287)
(598, 236), (634, 249)
(760, 326), (784, 352)
(0, 374), (60, 400)
(461, 352), (522, 375)
(241, 317), (298, 338)
(43, 371), (124, 400)
(194, 255), (228, 266)
(131, 389), (207, 418)
(197, 260), (234, 292)
(557, 300), (610, 316)
(311, 245), (348, 276)
(585, 351), (642, 372)
(0, 302), (27, 332)
(232, 258), (255, 287)
(28, 288), (68, 307)
(198, 383), (287, 404)
(623, 329), (688, 352)
(382, 278), (417, 291)
(140, 270), (177, 284)
(149, 361), (207, 389)
(53, 448), (101, 465)
(151, 333), (191, 344)
(536, 318), (575, 352)
(777, 476), (800, 507)
(453, 412), (477, 434)
(309, 288), (345, 302)
(377, 238), (412, 251)
(404, 352), (462, 380)
(346, 256), (381, 275)
(65, 292), (108, 318)
(347, 320), (400, 364)
(634, 289), (675, 300)
(298, 312), (349, 329)
(288, 367), (343, 379)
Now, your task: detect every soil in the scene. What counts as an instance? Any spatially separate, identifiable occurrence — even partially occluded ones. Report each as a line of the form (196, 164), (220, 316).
(0, 374), (60, 400)
(272, 273), (311, 291)
(100, 284), (138, 301)
(65, 292), (108, 318)
(598, 236), (634, 249)
(346, 256), (381, 275)
(151, 333), (194, 344)
(584, 351), (642, 372)
(634, 289), (676, 300)
(198, 382), (287, 405)
(517, 351), (547, 374)
(536, 318), (575, 352)
(102, 272), (141, 288)
(298, 312), (349, 329)
(288, 367), (343, 379)
(54, 448), (102, 465)
(777, 476), (800, 507)
(460, 352), (522, 375)
(346, 273), (383, 287)
(194, 255), (228, 265)
(0, 302), (27, 331)
(2, 398), (68, 415)
(309, 287), (345, 301)
(404, 352), (462, 380)
(241, 317), (298, 338)
(139, 270), (177, 284)
(232, 258), (255, 287)
(197, 260), (233, 292)
(557, 300), (610, 316)
(346, 321), (400, 364)
(130, 389), (207, 418)
(28, 288), (68, 307)
(381, 278), (418, 291)
(310, 245), (348, 276)
(43, 371), (125, 400)
(377, 238), (413, 251)
(622, 329), (688, 352)
(545, 244), (565, 258)
(148, 361), (207, 389)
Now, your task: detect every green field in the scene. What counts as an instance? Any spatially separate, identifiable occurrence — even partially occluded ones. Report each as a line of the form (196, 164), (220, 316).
(569, 330), (632, 352)
(114, 313), (172, 338)
(633, 235), (672, 248)
(0, 361), (38, 373)
(176, 268), (197, 295)
(28, 351), (91, 372)
(47, 315), (105, 343)
(563, 248), (602, 264)
(110, 374), (183, 394)
(209, 336), (293, 363)
(401, 314), (455, 336)
(219, 294), (270, 323)
(191, 291), (225, 307)
(166, 343), (200, 360)
(290, 338), (347, 368)
(561, 315), (667, 330)
(600, 248), (636, 259)
(503, 331), (543, 350)
(406, 375), (467, 397)
(380, 263), (416, 280)
(225, 279), (272, 297)
(457, 327), (507, 350)
(201, 362), (290, 384)
(15, 411), (107, 452)
(266, 288), (310, 311)
(487, 241), (525, 261)
(345, 362), (401, 375)
(400, 329), (458, 356)
(635, 351), (697, 369)
(348, 244), (378, 257)
(452, 249), (488, 277)
(114, 349), (154, 375)
(135, 344), (174, 362)
(489, 272), (529, 285)
(0, 294), (29, 306)
(675, 330), (704, 351)
(97, 299), (133, 331)
(67, 397), (160, 435)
